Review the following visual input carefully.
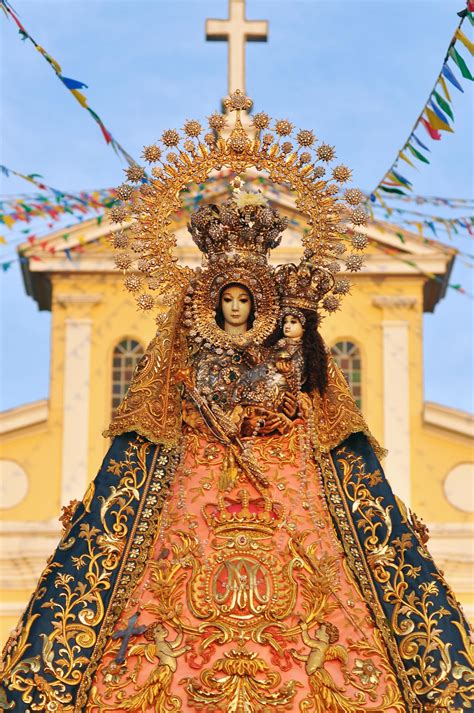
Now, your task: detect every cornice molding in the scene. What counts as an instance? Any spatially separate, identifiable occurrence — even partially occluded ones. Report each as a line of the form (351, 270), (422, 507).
(0, 400), (49, 435)
(55, 294), (103, 307)
(372, 295), (418, 309)
(423, 402), (474, 438)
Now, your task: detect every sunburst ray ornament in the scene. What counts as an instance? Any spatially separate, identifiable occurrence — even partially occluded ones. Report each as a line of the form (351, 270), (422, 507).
(109, 89), (367, 315)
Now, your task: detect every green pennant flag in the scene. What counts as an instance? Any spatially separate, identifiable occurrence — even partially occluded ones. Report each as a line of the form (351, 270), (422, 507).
(407, 144), (430, 164)
(379, 186), (407, 196)
(396, 232), (405, 243)
(433, 90), (454, 120)
(449, 46), (474, 81)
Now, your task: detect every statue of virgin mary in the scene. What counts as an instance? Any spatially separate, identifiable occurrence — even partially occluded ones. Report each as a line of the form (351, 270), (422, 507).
(0, 91), (472, 713)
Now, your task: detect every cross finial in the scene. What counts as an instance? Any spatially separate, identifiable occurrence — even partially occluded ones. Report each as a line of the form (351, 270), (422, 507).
(206, 0), (268, 96)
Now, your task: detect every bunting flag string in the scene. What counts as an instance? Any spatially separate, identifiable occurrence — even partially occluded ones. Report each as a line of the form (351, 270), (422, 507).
(1, 168), (473, 294)
(370, 2), (473, 202)
(372, 192), (474, 209)
(0, 0), (137, 166)
(1, 169), (474, 244)
(375, 242), (473, 298)
(368, 204), (474, 239)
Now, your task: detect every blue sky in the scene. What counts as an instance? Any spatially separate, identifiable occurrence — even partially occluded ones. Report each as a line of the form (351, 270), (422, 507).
(1, 0), (473, 412)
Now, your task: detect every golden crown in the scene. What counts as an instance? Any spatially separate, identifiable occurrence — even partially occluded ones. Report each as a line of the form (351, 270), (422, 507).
(275, 258), (337, 314)
(188, 187), (288, 257)
(203, 489), (284, 538)
(110, 89), (368, 316)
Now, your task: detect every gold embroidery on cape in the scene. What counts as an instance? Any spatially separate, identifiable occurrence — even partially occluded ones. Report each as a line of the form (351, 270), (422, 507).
(0, 440), (160, 712)
(77, 448), (177, 707)
(313, 356), (386, 459)
(331, 447), (474, 712)
(105, 304), (187, 448)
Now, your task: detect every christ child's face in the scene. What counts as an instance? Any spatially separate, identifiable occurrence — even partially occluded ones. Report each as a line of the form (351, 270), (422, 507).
(221, 285), (252, 329)
(282, 314), (304, 340)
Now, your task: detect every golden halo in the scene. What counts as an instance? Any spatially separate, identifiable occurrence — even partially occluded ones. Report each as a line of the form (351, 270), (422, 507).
(184, 255), (279, 350)
(111, 89), (368, 316)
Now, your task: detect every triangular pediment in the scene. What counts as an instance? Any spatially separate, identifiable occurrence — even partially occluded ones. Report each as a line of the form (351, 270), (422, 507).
(19, 173), (455, 312)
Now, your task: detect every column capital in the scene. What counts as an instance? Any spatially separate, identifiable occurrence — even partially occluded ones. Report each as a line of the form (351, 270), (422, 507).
(55, 294), (102, 319)
(372, 295), (418, 310)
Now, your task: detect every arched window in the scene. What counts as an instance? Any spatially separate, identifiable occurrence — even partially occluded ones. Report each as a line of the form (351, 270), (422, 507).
(331, 341), (362, 408)
(111, 338), (144, 415)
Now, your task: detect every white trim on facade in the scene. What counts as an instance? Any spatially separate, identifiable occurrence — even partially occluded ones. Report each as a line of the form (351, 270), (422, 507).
(0, 400), (48, 435)
(60, 317), (93, 506)
(424, 402), (474, 438)
(380, 319), (411, 506)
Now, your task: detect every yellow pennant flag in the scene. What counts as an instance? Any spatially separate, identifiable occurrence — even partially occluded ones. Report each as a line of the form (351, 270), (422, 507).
(399, 152), (416, 170)
(36, 46), (62, 74)
(455, 29), (474, 55)
(439, 75), (451, 102)
(0, 236), (6, 245)
(415, 222), (423, 237)
(441, 219), (453, 241)
(71, 89), (88, 108)
(373, 191), (388, 210)
(425, 107), (453, 133)
(387, 171), (404, 186)
(2, 216), (15, 228)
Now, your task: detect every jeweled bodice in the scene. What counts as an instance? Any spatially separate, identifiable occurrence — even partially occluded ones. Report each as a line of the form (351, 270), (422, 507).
(191, 344), (253, 413)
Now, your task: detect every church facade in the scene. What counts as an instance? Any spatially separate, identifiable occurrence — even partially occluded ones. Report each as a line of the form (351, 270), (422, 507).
(0, 180), (473, 644)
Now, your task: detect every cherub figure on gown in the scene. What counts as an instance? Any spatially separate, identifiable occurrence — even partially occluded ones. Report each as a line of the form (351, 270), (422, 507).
(1, 91), (472, 712)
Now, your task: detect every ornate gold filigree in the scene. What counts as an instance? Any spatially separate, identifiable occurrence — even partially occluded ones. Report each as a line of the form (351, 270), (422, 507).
(326, 447), (474, 711)
(76, 446), (178, 707)
(105, 304), (186, 446)
(183, 648), (301, 710)
(111, 89), (367, 317)
(311, 355), (386, 458)
(298, 627), (405, 712)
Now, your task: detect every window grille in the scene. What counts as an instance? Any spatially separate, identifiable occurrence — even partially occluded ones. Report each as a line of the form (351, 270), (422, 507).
(111, 338), (144, 415)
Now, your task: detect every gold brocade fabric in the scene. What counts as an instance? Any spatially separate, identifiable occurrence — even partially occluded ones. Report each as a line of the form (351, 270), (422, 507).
(86, 425), (404, 712)
(104, 307), (186, 448)
(312, 356), (386, 460)
(106, 331), (384, 459)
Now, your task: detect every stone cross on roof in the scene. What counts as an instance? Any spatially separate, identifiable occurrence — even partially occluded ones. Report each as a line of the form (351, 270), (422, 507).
(206, 0), (268, 95)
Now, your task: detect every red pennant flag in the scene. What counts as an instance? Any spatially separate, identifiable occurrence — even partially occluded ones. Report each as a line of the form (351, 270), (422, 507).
(96, 120), (112, 144)
(420, 118), (441, 140)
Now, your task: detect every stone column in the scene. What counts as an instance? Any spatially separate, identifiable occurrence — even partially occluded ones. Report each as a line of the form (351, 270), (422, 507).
(373, 296), (417, 506)
(56, 295), (101, 506)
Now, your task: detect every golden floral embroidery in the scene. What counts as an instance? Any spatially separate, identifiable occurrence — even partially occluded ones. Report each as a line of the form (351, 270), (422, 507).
(329, 446), (474, 712)
(183, 649), (301, 711)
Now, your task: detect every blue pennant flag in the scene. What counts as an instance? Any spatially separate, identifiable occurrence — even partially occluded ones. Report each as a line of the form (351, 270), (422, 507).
(442, 63), (464, 92)
(391, 168), (412, 187)
(411, 134), (431, 152)
(60, 76), (89, 90)
(428, 99), (451, 126)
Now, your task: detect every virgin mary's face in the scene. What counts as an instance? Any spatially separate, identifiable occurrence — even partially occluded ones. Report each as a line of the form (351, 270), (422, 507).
(220, 285), (252, 330)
